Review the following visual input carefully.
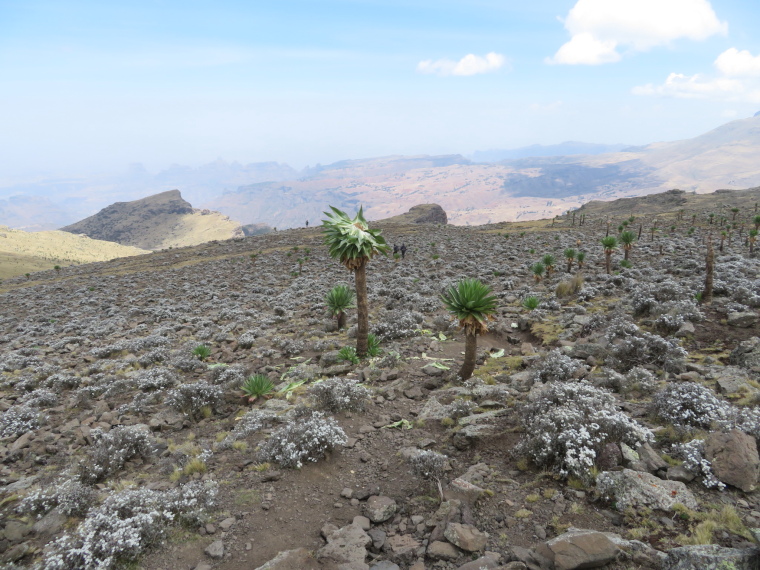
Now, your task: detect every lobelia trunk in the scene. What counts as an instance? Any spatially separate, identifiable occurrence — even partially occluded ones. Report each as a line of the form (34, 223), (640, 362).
(605, 252), (612, 274)
(458, 332), (478, 380)
(702, 236), (714, 304)
(354, 262), (369, 357)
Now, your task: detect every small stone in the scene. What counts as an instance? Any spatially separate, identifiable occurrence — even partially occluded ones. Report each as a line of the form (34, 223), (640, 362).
(205, 523), (216, 534)
(341, 487), (354, 499)
(219, 517), (236, 531)
(427, 540), (461, 561)
(444, 522), (488, 552)
(204, 540), (224, 560)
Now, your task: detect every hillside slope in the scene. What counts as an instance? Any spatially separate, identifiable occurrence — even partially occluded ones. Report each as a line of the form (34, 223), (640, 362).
(0, 225), (148, 279)
(61, 190), (243, 250)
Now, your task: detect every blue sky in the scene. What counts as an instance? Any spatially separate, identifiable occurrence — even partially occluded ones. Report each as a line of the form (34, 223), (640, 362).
(2, 0), (760, 176)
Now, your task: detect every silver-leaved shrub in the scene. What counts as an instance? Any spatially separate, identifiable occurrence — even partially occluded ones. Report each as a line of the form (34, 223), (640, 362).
(308, 377), (371, 412)
(515, 381), (652, 480)
(257, 408), (346, 468)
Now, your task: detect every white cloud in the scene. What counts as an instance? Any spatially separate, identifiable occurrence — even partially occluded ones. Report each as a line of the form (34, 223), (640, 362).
(633, 72), (760, 103)
(715, 48), (760, 77)
(548, 0), (727, 65)
(634, 47), (760, 103)
(417, 52), (507, 76)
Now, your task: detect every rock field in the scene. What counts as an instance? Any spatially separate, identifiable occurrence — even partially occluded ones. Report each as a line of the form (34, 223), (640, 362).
(1, 197), (760, 570)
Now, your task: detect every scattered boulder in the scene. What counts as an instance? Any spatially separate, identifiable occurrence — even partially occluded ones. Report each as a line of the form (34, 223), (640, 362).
(727, 312), (759, 328)
(596, 469), (698, 511)
(663, 544), (760, 569)
(365, 495), (398, 523)
(730, 337), (760, 372)
(444, 522), (488, 552)
(536, 528), (619, 570)
(317, 523), (371, 569)
(705, 430), (760, 492)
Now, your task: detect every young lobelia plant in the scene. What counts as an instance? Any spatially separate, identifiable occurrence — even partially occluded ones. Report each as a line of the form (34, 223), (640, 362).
(441, 278), (498, 381)
(192, 344), (212, 361)
(325, 284), (355, 330)
(240, 374), (275, 404)
(322, 206), (389, 357)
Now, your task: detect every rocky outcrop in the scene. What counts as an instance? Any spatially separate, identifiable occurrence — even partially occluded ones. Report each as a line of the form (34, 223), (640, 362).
(663, 544), (760, 569)
(380, 204), (448, 225)
(596, 469), (698, 511)
(61, 190), (242, 250)
(705, 430), (760, 492)
(536, 529), (619, 570)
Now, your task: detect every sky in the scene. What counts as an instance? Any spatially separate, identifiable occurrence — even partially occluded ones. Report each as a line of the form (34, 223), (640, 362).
(2, 0), (760, 177)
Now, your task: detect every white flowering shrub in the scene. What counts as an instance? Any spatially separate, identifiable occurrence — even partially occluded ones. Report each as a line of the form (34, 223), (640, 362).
(308, 377), (371, 412)
(622, 366), (660, 395)
(135, 367), (177, 391)
(272, 336), (306, 356)
(258, 409), (347, 468)
(166, 381), (222, 419)
(649, 382), (730, 432)
(605, 317), (687, 372)
(0, 405), (44, 438)
(79, 426), (155, 484)
(371, 310), (423, 340)
(671, 439), (725, 490)
(18, 478), (96, 518)
(219, 409), (280, 449)
(445, 398), (477, 419)
(237, 329), (260, 349)
(407, 450), (448, 481)
(208, 363), (247, 388)
(40, 481), (217, 570)
(137, 347), (170, 367)
(19, 388), (58, 408)
(515, 381), (653, 480)
(532, 349), (583, 384)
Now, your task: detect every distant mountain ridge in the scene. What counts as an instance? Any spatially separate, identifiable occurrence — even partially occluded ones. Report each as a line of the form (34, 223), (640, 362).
(61, 190), (242, 250)
(470, 141), (629, 162)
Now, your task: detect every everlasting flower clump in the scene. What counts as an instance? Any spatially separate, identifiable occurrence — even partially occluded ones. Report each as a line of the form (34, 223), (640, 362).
(371, 309), (423, 340)
(0, 404), (44, 438)
(531, 349), (583, 384)
(18, 478), (96, 518)
(219, 409), (279, 449)
(308, 377), (371, 412)
(40, 481), (217, 570)
(515, 381), (653, 480)
(166, 381), (222, 419)
(605, 317), (687, 372)
(407, 450), (448, 481)
(78, 426), (155, 484)
(135, 367), (177, 391)
(257, 409), (347, 468)
(649, 382), (730, 432)
(671, 439), (726, 490)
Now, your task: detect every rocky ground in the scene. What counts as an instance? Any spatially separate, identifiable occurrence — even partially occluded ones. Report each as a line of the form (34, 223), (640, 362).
(1, 196), (760, 570)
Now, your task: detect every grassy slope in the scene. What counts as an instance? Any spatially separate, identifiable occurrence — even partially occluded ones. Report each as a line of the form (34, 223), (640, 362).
(0, 226), (149, 280)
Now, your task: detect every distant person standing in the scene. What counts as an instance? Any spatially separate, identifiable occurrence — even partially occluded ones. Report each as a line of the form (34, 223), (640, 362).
(305, 220), (309, 227)
(393, 244), (400, 255)
(400, 244), (407, 259)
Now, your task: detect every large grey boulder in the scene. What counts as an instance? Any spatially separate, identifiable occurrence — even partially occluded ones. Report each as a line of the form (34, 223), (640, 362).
(705, 430), (760, 492)
(728, 312), (759, 328)
(444, 522), (488, 552)
(535, 528), (619, 570)
(317, 523), (371, 569)
(365, 495), (398, 523)
(596, 469), (698, 511)
(730, 337), (760, 372)
(663, 544), (760, 569)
